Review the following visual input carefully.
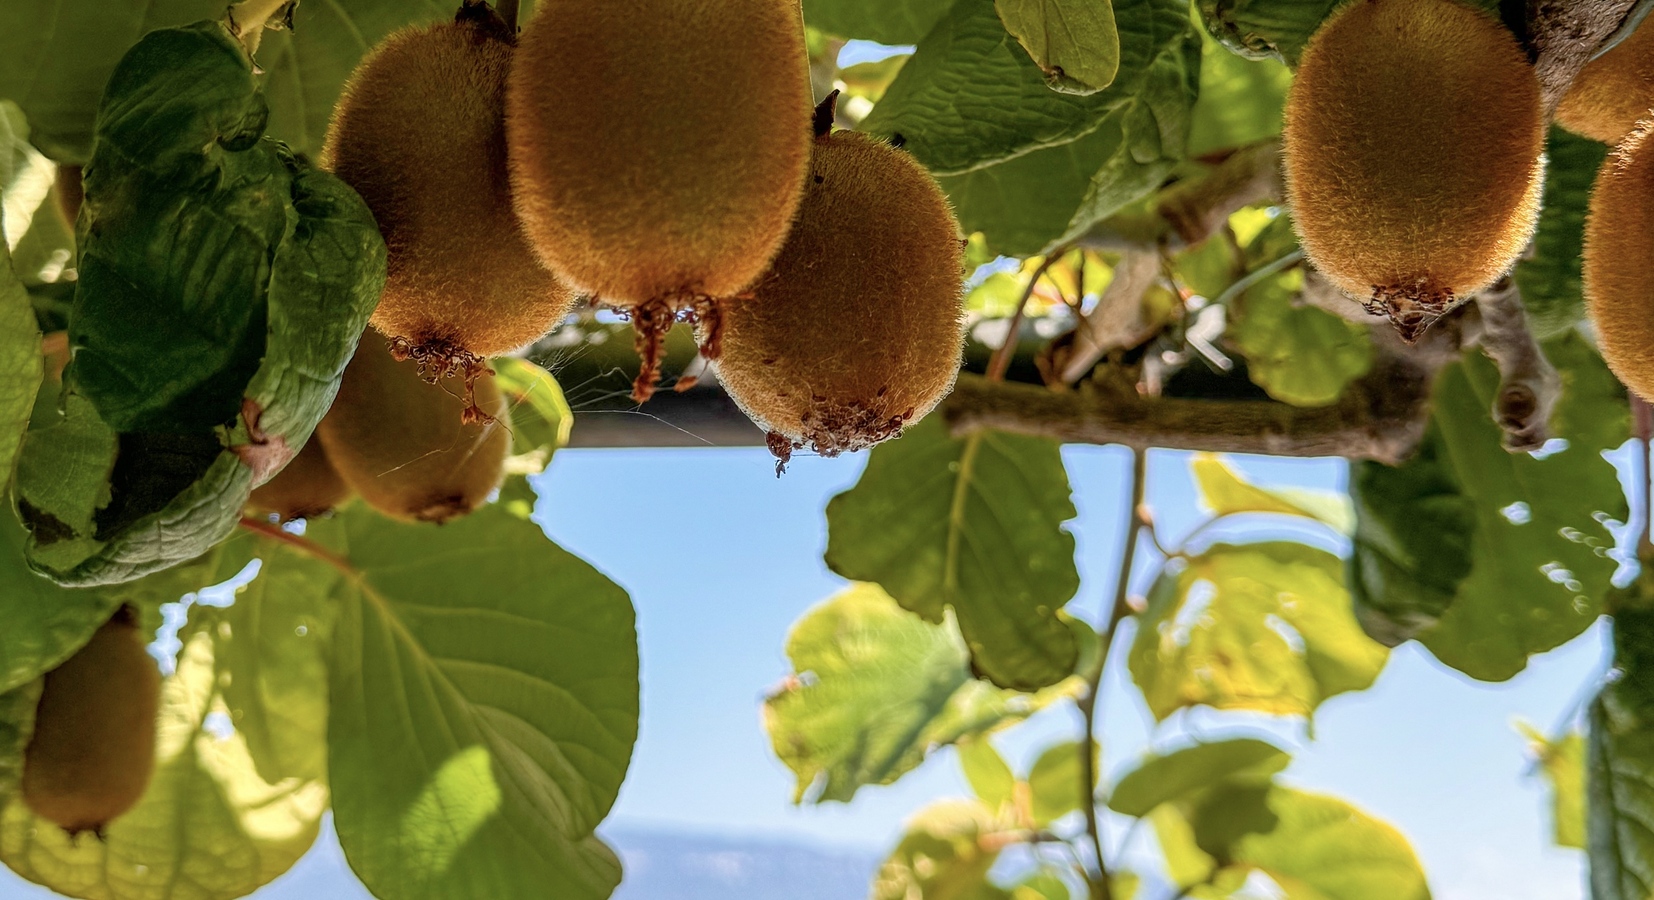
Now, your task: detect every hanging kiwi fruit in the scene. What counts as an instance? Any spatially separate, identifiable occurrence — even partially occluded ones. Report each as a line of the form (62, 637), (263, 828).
(1584, 119), (1654, 401)
(324, 0), (574, 416)
(506, 0), (813, 402)
(708, 94), (966, 473)
(248, 436), (353, 522)
(316, 334), (510, 524)
(1557, 18), (1654, 145)
(1283, 0), (1545, 342)
(22, 607), (160, 838)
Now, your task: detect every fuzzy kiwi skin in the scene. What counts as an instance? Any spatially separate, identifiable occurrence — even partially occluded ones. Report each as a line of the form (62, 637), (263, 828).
(1584, 120), (1654, 400)
(248, 435), (352, 522)
(1283, 0), (1544, 341)
(505, 0), (811, 308)
(710, 131), (965, 467)
(324, 3), (574, 363)
(1557, 21), (1654, 145)
(22, 607), (160, 837)
(316, 335), (509, 523)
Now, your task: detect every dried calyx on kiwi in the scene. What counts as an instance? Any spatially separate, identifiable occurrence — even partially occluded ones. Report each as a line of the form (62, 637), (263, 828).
(324, 0), (574, 420)
(1282, 0), (1544, 341)
(707, 93), (966, 474)
(316, 334), (510, 524)
(505, 0), (813, 402)
(22, 606), (160, 839)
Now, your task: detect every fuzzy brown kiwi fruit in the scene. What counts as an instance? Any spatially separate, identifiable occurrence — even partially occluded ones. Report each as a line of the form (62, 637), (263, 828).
(708, 101), (965, 472)
(506, 0), (812, 402)
(1283, 0), (1545, 341)
(1584, 119), (1654, 400)
(316, 335), (509, 523)
(1557, 20), (1654, 145)
(248, 435), (352, 522)
(22, 606), (160, 838)
(324, 1), (574, 404)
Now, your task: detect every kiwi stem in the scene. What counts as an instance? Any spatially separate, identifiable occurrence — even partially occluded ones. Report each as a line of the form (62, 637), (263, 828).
(987, 251), (1064, 382)
(237, 515), (355, 576)
(813, 90), (840, 138)
(226, 0), (293, 54)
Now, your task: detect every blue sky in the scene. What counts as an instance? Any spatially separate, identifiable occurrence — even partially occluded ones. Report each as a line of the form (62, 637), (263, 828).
(0, 445), (1613, 899)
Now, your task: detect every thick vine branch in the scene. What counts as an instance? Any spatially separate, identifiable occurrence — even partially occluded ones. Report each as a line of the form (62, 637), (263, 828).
(1077, 141), (1282, 254)
(1527, 0), (1644, 114)
(1468, 278), (1560, 451)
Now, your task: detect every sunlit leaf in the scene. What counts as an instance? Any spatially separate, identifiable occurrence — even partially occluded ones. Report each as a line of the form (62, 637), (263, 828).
(960, 738), (1017, 812)
(1185, 31), (1291, 157)
(825, 416), (1081, 690)
(871, 799), (1015, 900)
(1128, 542), (1388, 721)
(0, 622), (327, 900)
(1417, 338), (1628, 681)
(764, 584), (1080, 804)
(1517, 720), (1585, 850)
(995, 0), (1121, 95)
(493, 356), (573, 473)
(1190, 454), (1354, 532)
(1227, 269), (1373, 408)
(326, 504), (638, 900)
(1226, 787), (1431, 900)
(1013, 870), (1074, 900)
(1109, 737), (1289, 817)
(1026, 740), (1090, 825)
(0, 200), (41, 484)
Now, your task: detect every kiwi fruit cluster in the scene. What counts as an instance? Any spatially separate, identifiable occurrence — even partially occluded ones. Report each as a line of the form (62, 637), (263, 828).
(1557, 20), (1654, 145)
(22, 606), (160, 838)
(316, 334), (510, 524)
(710, 100), (966, 471)
(1284, 0), (1546, 342)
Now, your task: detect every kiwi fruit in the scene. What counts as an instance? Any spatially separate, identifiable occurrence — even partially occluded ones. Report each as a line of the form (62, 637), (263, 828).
(22, 606), (160, 838)
(324, 1), (574, 385)
(1584, 119), (1654, 400)
(316, 334), (509, 523)
(709, 103), (965, 472)
(248, 435), (352, 522)
(1557, 20), (1654, 145)
(506, 0), (812, 402)
(1283, 0), (1545, 341)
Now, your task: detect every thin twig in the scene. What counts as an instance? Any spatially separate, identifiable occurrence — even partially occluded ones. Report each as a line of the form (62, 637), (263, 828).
(1636, 397), (1653, 558)
(1059, 249), (1161, 384)
(1079, 449), (1148, 900)
(988, 253), (1065, 382)
(1209, 249), (1304, 311)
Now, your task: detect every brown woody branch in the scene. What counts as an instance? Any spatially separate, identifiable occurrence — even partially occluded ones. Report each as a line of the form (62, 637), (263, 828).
(1053, 249), (1161, 384)
(1528, 0), (1644, 114)
(1077, 141), (1282, 254)
(1467, 278), (1561, 451)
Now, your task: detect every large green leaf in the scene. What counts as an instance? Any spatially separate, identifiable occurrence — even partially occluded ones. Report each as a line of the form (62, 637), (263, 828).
(1588, 604), (1654, 900)
(1227, 269), (1373, 407)
(1128, 542), (1388, 721)
(1224, 787), (1431, 900)
(0, 204), (41, 483)
(0, 619), (327, 900)
(871, 800), (1015, 900)
(803, 0), (958, 44)
(764, 584), (1079, 803)
(1417, 338), (1627, 681)
(1108, 737), (1289, 817)
(1517, 720), (1585, 850)
(1515, 128), (1607, 339)
(935, 0), (1198, 254)
(326, 504), (638, 900)
(0, 0), (448, 163)
(1347, 426), (1476, 647)
(825, 416), (1081, 691)
(1184, 31), (1290, 157)
(995, 0), (1120, 95)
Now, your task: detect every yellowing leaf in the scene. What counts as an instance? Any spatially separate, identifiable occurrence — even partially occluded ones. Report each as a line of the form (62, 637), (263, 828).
(1517, 720), (1586, 849)
(996, 0), (1121, 95)
(1191, 454), (1354, 532)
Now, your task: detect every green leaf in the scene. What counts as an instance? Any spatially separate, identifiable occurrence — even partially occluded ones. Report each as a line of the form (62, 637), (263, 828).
(1014, 870), (1074, 900)
(1128, 542), (1388, 721)
(764, 584), (1079, 804)
(1417, 337), (1628, 681)
(1347, 426), (1477, 647)
(1190, 453), (1354, 532)
(326, 504), (638, 900)
(0, 619), (327, 900)
(1515, 128), (1608, 339)
(13, 21), (386, 586)
(995, 0), (1121, 95)
(825, 416), (1081, 691)
(959, 738), (1017, 811)
(1516, 720), (1586, 850)
(1228, 269), (1373, 407)
(1193, 0), (1342, 65)
(0, 0), (448, 163)
(1108, 737), (1289, 817)
(1226, 787), (1431, 900)
(1587, 603), (1654, 900)
(1, 103), (56, 256)
(803, 0), (957, 43)
(1185, 31), (1291, 157)
(1151, 805), (1217, 887)
(935, 0), (1199, 254)
(871, 800), (1015, 900)
(0, 202), (42, 484)
(494, 356), (573, 472)
(1026, 740), (1089, 825)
